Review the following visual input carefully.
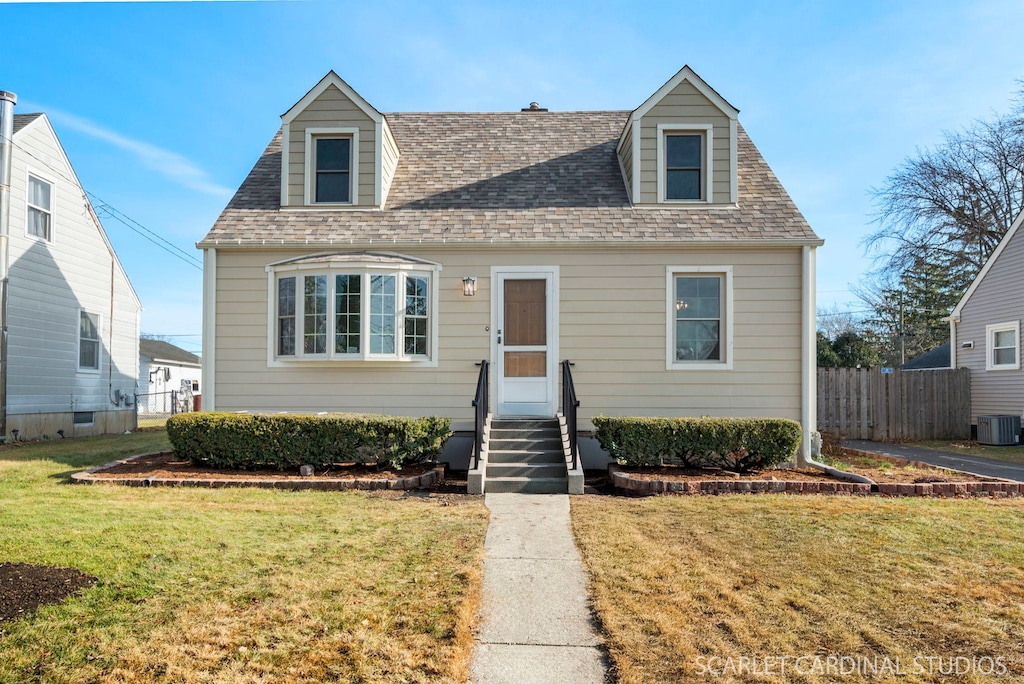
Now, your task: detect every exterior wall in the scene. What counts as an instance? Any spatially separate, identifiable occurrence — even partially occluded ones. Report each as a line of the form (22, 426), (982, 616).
(956, 227), (1024, 424)
(8, 409), (135, 440)
(212, 245), (803, 432)
(380, 120), (399, 205)
(6, 118), (140, 439)
(286, 83), (377, 207)
(618, 122), (633, 199)
(138, 357), (202, 412)
(638, 80), (732, 205)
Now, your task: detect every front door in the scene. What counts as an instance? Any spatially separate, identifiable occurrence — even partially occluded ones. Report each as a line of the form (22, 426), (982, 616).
(495, 269), (556, 416)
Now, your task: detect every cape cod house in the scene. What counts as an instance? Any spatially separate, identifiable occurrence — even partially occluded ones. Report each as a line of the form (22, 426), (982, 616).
(948, 208), (1024, 441)
(199, 67), (823, 491)
(0, 91), (141, 440)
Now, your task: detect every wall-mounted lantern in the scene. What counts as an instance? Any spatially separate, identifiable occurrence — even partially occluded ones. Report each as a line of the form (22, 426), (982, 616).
(462, 276), (478, 297)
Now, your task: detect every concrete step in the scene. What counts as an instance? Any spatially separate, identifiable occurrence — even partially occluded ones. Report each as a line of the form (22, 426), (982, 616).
(490, 419), (560, 431)
(488, 449), (565, 464)
(484, 477), (569, 494)
(487, 462), (568, 479)
(488, 437), (564, 452)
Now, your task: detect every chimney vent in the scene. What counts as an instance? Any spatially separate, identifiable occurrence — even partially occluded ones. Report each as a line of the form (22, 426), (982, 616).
(521, 102), (548, 112)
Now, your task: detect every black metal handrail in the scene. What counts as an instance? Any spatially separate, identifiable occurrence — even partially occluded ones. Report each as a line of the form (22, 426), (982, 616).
(471, 360), (489, 471)
(561, 360), (580, 471)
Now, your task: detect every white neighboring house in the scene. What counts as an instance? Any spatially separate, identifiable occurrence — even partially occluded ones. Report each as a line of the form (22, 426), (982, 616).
(138, 338), (201, 413)
(0, 92), (141, 439)
(948, 208), (1024, 434)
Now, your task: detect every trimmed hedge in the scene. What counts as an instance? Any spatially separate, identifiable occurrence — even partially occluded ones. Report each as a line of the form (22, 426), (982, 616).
(166, 412), (452, 471)
(592, 416), (802, 472)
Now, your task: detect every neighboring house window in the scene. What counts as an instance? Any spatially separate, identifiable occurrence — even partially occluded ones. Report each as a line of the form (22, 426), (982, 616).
(79, 311), (100, 370)
(314, 137), (351, 203)
(304, 128), (359, 205)
(657, 124), (712, 203)
(666, 266), (732, 369)
(269, 255), (438, 364)
(986, 321), (1020, 371)
(27, 174), (53, 241)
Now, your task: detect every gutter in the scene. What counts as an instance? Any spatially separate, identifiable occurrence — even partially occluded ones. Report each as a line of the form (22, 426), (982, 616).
(196, 237), (827, 250)
(0, 90), (17, 440)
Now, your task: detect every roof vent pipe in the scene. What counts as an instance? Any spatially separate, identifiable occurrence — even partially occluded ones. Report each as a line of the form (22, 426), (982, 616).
(0, 89), (14, 441)
(521, 102), (548, 112)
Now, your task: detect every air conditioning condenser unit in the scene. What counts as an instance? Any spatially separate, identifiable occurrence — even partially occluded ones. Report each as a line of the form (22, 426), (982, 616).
(977, 415), (1022, 446)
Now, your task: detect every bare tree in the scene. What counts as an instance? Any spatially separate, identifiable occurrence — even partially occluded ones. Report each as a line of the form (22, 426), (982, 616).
(816, 303), (861, 340)
(865, 108), (1024, 283)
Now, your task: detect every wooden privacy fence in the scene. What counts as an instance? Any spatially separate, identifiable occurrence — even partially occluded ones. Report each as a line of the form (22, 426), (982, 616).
(817, 367), (970, 441)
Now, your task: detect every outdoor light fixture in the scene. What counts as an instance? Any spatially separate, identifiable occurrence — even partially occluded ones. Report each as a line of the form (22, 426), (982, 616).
(462, 276), (478, 297)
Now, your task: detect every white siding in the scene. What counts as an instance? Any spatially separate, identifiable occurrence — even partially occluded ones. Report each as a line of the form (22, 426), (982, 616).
(956, 226), (1024, 424)
(380, 119), (400, 205)
(6, 118), (140, 433)
(213, 246), (803, 431)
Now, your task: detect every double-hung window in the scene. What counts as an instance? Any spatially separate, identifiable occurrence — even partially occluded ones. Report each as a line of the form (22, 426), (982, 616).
(305, 127), (359, 205)
(658, 124), (712, 203)
(79, 311), (100, 371)
(269, 254), (438, 364)
(986, 321), (1020, 371)
(667, 266), (732, 369)
(27, 174), (53, 241)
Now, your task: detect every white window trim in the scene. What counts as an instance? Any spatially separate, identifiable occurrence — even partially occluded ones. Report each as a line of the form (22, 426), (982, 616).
(657, 124), (713, 204)
(265, 258), (440, 368)
(666, 265), (733, 370)
(25, 168), (56, 243)
(78, 309), (102, 374)
(985, 320), (1020, 371)
(304, 127), (360, 206)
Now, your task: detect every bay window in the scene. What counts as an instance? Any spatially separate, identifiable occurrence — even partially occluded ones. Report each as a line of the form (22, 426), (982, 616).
(268, 254), (439, 364)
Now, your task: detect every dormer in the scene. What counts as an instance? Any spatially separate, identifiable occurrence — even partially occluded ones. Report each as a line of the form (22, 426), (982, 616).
(280, 71), (400, 210)
(617, 66), (739, 206)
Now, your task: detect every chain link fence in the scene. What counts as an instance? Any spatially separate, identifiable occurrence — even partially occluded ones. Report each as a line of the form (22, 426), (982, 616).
(136, 390), (196, 429)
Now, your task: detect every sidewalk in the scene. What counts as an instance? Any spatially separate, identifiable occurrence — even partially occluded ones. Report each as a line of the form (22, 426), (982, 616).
(470, 493), (607, 684)
(846, 440), (1024, 482)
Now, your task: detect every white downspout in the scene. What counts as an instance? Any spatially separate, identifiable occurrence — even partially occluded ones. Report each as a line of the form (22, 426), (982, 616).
(0, 90), (16, 439)
(801, 244), (872, 483)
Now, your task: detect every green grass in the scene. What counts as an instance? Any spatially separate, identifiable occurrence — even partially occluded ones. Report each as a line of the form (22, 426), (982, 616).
(911, 440), (1024, 464)
(572, 495), (1024, 683)
(0, 431), (489, 683)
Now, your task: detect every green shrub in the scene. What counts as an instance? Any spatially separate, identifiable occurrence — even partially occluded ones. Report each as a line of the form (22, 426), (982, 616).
(592, 415), (802, 472)
(166, 412), (452, 471)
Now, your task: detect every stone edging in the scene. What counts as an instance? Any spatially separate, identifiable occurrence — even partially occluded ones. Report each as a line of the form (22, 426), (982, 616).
(71, 451), (445, 491)
(608, 464), (1022, 498)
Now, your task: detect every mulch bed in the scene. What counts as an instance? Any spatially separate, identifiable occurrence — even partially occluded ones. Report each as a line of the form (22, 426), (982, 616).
(618, 466), (834, 482)
(0, 563), (96, 624)
(89, 451), (438, 481)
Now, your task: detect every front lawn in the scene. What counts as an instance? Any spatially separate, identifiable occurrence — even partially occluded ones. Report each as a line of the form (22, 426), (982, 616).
(0, 431), (488, 683)
(572, 495), (1024, 683)
(911, 439), (1024, 464)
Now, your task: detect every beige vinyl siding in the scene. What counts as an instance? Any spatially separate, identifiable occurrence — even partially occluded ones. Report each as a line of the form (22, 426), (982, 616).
(617, 122), (634, 199)
(213, 246), (802, 429)
(380, 119), (400, 205)
(6, 118), (140, 421)
(956, 227), (1024, 424)
(286, 83), (377, 207)
(638, 80), (731, 204)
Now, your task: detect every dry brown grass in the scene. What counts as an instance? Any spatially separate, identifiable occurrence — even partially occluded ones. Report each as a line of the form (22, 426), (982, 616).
(571, 495), (1024, 683)
(0, 431), (488, 683)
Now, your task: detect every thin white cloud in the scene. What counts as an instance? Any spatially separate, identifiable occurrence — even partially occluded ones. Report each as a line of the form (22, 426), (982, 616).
(41, 106), (233, 198)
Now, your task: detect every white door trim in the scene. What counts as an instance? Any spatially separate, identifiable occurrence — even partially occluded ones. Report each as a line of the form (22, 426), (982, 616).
(490, 266), (559, 416)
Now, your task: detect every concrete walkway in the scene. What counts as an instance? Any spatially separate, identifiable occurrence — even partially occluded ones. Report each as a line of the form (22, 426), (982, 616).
(847, 440), (1024, 481)
(470, 493), (607, 684)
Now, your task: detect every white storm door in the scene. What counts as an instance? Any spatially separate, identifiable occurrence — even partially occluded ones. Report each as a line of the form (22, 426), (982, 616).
(495, 269), (557, 416)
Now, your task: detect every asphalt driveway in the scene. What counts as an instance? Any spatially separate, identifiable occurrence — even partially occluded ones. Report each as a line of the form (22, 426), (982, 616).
(846, 440), (1024, 482)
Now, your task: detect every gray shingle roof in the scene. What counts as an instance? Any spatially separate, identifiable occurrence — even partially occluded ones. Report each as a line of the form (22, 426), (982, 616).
(13, 113), (42, 135)
(201, 111), (821, 246)
(140, 339), (200, 366)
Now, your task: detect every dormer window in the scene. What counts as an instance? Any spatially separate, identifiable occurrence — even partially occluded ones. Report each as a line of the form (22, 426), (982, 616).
(304, 127), (359, 205)
(665, 134), (702, 200)
(314, 137), (351, 203)
(657, 124), (712, 203)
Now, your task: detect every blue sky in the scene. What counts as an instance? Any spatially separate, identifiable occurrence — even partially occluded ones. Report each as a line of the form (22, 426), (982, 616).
(4, 0), (1024, 354)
